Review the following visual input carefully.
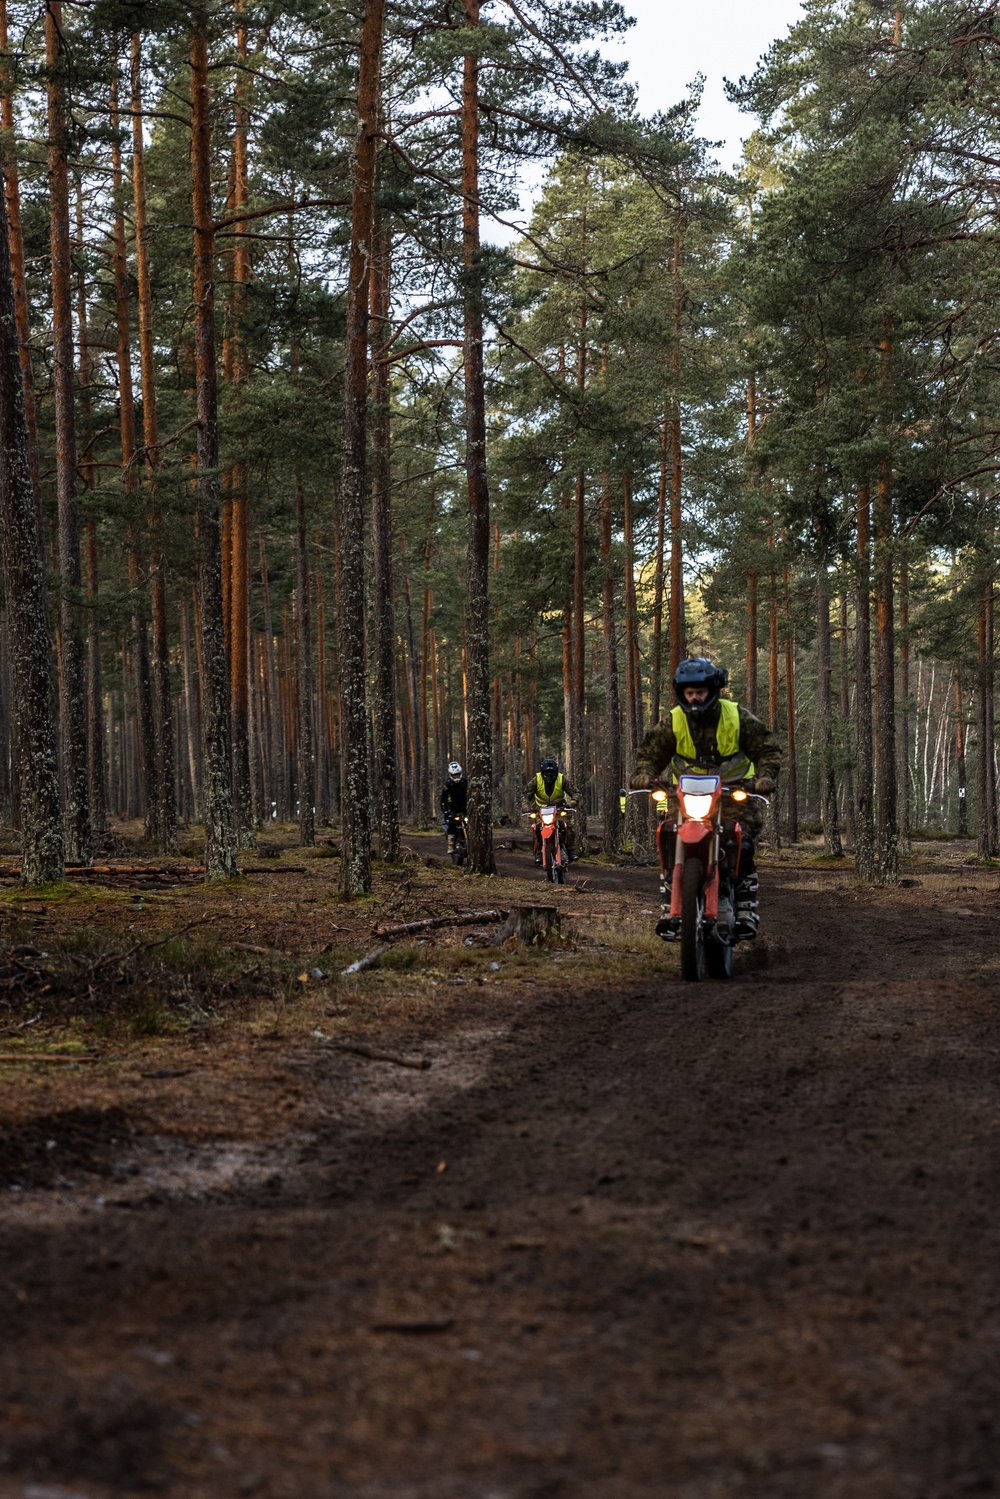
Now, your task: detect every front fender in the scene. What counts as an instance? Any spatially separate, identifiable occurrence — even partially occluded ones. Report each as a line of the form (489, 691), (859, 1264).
(678, 820), (712, 846)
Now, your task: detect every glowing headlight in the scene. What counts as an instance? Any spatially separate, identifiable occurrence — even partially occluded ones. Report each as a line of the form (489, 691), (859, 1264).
(731, 788), (747, 802)
(541, 810), (556, 825)
(681, 793), (714, 820)
(651, 789), (668, 803)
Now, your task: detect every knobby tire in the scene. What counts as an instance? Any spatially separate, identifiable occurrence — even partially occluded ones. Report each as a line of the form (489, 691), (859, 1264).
(680, 857), (706, 982)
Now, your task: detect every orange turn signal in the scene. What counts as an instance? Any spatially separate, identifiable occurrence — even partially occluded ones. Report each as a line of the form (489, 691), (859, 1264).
(731, 789), (747, 802)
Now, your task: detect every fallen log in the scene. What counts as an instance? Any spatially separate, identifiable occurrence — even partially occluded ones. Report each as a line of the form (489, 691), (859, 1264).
(239, 866), (307, 875)
(333, 1040), (431, 1071)
(341, 946), (388, 975)
(373, 908), (506, 938)
(491, 904), (561, 946)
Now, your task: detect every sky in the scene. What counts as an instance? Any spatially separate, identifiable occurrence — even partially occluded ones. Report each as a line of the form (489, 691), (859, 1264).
(611, 0), (807, 170)
(485, 0), (805, 242)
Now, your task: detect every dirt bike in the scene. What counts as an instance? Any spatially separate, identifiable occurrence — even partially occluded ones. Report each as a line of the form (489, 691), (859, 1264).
(650, 774), (767, 982)
(444, 813), (468, 866)
(529, 805), (571, 884)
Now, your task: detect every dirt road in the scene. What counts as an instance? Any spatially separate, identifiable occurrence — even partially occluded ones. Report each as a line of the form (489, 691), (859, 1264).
(1, 843), (999, 1498)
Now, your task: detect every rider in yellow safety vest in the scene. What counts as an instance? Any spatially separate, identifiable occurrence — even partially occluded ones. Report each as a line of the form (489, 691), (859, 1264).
(631, 656), (780, 937)
(524, 757), (577, 863)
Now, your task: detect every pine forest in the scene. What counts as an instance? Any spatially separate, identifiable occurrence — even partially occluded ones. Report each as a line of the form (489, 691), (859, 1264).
(0, 0), (998, 891)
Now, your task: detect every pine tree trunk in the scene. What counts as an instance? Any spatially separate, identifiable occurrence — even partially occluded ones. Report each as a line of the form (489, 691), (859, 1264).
(0, 143), (64, 884)
(0, 2), (42, 533)
(131, 32), (176, 853)
(650, 402), (668, 725)
(294, 479), (315, 846)
(954, 665), (968, 837)
(46, 1), (90, 865)
(623, 469), (641, 759)
(419, 526), (433, 825)
(370, 203), (398, 860)
(873, 466), (897, 883)
(745, 372), (758, 715)
(191, 11), (236, 879)
(84, 518), (106, 837)
(226, 3), (254, 849)
(783, 564), (798, 844)
(668, 221), (684, 683)
(461, 0), (495, 875)
(601, 473), (622, 855)
(976, 581), (997, 858)
(337, 0), (384, 894)
(111, 69), (156, 844)
(854, 485), (875, 880)
(838, 592), (855, 847)
(897, 552), (911, 852)
(816, 562), (842, 856)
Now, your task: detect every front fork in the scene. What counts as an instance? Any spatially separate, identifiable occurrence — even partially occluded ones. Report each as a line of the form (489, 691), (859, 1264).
(657, 819), (725, 919)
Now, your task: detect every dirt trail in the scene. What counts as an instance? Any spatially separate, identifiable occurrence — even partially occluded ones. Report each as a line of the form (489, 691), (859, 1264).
(1, 844), (999, 1498)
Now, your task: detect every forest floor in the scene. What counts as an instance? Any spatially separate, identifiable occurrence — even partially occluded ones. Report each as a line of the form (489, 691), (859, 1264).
(0, 822), (998, 1498)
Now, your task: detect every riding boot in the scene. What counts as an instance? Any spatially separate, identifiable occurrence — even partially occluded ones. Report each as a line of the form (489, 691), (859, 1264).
(447, 834), (455, 856)
(735, 872), (760, 939)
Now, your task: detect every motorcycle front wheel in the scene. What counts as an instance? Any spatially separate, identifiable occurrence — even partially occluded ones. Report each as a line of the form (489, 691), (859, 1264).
(680, 857), (706, 982)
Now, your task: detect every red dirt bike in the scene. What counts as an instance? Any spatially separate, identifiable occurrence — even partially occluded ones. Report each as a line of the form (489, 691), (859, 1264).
(529, 805), (572, 884)
(650, 774), (767, 982)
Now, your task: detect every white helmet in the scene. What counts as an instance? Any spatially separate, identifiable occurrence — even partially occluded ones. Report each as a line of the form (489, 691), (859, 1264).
(448, 761), (463, 781)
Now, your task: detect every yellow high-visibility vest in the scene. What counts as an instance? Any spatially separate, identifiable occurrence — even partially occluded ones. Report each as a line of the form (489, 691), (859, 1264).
(534, 771), (564, 806)
(669, 700), (754, 782)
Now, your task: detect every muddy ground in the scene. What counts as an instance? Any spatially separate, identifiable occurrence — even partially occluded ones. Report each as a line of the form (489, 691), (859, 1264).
(0, 827), (998, 1499)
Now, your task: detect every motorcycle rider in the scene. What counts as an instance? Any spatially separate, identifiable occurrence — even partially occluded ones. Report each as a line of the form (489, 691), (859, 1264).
(631, 657), (780, 937)
(524, 756), (577, 863)
(440, 761), (468, 856)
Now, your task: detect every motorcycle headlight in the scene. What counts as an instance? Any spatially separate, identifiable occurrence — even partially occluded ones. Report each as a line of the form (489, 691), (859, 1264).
(731, 788), (747, 802)
(541, 811), (555, 825)
(651, 789), (667, 804)
(681, 793), (714, 820)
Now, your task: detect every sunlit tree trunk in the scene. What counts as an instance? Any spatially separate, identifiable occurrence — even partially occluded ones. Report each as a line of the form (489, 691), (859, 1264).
(46, 0), (90, 865)
(294, 479), (315, 846)
(668, 219), (684, 681)
(897, 551), (911, 852)
(650, 403), (668, 725)
(191, 10), (236, 879)
(783, 563), (798, 844)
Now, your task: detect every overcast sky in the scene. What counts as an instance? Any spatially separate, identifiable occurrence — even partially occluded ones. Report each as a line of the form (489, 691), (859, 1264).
(611, 0), (806, 168)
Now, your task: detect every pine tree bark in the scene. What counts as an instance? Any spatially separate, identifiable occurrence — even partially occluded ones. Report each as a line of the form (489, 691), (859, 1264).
(191, 11), (236, 879)
(623, 468), (641, 760)
(294, 479), (315, 846)
(0, 1), (42, 533)
(46, 0), (90, 865)
(873, 465), (897, 883)
(854, 484), (875, 880)
(338, 0), (384, 894)
(745, 372), (758, 714)
(783, 563), (798, 844)
(897, 551), (911, 852)
(370, 203), (398, 860)
(0, 140), (64, 884)
(650, 403), (668, 725)
(601, 473), (622, 855)
(461, 0), (495, 875)
(977, 580), (997, 858)
(111, 67), (156, 844)
(838, 592), (855, 846)
(955, 664), (968, 838)
(816, 561), (842, 856)
(226, 1), (254, 849)
(131, 32), (176, 852)
(668, 220), (684, 682)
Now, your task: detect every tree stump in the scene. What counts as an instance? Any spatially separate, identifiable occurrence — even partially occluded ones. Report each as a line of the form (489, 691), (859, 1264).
(492, 904), (560, 946)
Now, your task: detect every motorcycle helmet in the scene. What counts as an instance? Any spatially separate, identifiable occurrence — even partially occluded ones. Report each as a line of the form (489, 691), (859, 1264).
(673, 656), (728, 722)
(540, 757), (558, 776)
(447, 761), (463, 781)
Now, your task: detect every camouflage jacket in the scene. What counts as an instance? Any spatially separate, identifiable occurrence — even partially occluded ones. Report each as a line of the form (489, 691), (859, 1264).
(632, 702), (781, 786)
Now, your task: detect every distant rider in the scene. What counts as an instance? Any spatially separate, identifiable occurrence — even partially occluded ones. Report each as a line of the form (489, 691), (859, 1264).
(440, 761), (468, 856)
(631, 657), (780, 937)
(524, 756), (577, 863)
